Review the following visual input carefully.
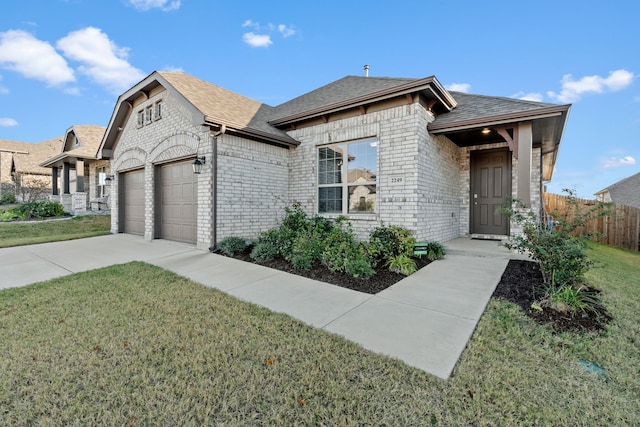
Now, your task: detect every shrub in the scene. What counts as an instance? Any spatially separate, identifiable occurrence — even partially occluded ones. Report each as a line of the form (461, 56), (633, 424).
(9, 201), (65, 220)
(366, 223), (416, 267)
(219, 236), (247, 256)
(0, 193), (16, 204)
(543, 282), (603, 317)
(345, 257), (375, 279)
(291, 254), (313, 270)
(0, 209), (25, 221)
(289, 229), (324, 265)
(320, 219), (361, 273)
(250, 241), (277, 262)
(421, 241), (446, 261)
(388, 254), (417, 276)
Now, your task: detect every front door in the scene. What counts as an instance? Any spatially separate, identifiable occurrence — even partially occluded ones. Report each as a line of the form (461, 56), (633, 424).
(470, 150), (510, 235)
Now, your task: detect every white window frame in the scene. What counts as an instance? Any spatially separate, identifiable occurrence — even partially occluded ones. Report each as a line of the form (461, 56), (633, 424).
(317, 138), (378, 215)
(136, 110), (144, 128)
(154, 100), (163, 121)
(145, 105), (153, 124)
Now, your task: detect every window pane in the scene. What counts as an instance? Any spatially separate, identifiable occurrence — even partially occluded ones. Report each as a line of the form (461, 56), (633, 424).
(347, 139), (377, 183)
(319, 187), (342, 213)
(318, 146), (343, 185)
(348, 184), (376, 213)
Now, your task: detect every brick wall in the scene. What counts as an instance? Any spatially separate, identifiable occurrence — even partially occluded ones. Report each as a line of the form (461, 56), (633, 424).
(216, 135), (290, 242)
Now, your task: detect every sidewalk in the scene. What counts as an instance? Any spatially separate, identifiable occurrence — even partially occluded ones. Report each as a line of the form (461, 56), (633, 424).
(0, 234), (512, 380)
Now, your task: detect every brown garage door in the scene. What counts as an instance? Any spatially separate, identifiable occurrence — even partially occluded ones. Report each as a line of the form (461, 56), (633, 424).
(122, 169), (145, 236)
(157, 160), (197, 244)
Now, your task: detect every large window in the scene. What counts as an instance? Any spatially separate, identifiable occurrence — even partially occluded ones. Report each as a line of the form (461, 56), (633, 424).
(318, 138), (377, 214)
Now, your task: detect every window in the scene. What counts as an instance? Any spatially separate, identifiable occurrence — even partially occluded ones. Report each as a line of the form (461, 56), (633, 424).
(154, 100), (163, 120)
(145, 105), (153, 124)
(97, 167), (106, 197)
(136, 110), (144, 127)
(318, 138), (377, 214)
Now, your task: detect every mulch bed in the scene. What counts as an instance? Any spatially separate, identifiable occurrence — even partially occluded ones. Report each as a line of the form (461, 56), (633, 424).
(216, 247), (431, 294)
(493, 260), (611, 332)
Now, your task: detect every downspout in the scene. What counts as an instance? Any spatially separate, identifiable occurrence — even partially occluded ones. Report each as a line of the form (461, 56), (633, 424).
(210, 124), (226, 250)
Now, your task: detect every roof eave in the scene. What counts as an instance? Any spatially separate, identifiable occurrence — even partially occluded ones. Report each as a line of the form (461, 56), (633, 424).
(204, 117), (299, 148)
(270, 76), (456, 127)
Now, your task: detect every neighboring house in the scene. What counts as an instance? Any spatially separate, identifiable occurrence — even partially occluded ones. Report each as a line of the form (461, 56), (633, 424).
(0, 138), (62, 201)
(41, 125), (109, 214)
(594, 172), (640, 208)
(97, 71), (570, 250)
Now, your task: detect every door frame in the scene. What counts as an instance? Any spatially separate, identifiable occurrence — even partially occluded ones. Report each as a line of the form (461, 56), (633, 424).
(469, 148), (511, 236)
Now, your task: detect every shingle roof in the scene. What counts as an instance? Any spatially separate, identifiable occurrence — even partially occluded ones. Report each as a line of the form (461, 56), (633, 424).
(0, 140), (30, 184)
(431, 91), (559, 126)
(11, 137), (62, 176)
(272, 76), (417, 120)
(42, 125), (106, 167)
(595, 171), (640, 208)
(158, 72), (295, 144)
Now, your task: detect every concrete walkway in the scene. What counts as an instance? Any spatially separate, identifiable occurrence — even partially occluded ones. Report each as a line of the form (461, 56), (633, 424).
(0, 234), (516, 380)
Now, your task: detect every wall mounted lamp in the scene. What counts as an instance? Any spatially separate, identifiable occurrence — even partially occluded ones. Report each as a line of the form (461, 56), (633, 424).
(192, 156), (206, 174)
(104, 174), (115, 184)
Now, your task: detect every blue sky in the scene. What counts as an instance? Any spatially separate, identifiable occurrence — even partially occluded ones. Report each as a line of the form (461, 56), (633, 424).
(0, 0), (638, 198)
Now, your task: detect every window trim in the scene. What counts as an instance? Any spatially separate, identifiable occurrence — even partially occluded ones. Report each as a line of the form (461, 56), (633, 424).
(154, 100), (163, 121)
(317, 138), (378, 215)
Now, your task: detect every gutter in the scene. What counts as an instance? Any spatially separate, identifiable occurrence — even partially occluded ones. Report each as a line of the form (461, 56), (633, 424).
(209, 124), (226, 250)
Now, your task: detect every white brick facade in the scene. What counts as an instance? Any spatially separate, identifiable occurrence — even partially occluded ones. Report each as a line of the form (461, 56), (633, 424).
(108, 79), (547, 248)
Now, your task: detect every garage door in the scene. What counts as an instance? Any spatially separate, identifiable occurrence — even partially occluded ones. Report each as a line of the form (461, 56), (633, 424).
(122, 169), (145, 236)
(157, 160), (197, 244)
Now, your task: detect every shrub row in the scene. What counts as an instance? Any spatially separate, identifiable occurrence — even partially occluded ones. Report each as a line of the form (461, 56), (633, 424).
(218, 202), (445, 280)
(0, 201), (66, 221)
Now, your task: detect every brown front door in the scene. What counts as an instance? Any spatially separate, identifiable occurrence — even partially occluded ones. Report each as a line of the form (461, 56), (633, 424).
(470, 150), (510, 235)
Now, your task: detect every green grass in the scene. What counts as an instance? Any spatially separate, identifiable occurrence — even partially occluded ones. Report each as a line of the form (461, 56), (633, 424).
(0, 244), (638, 425)
(0, 215), (111, 248)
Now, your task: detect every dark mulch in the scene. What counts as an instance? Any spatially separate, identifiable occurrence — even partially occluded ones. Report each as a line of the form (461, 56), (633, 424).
(216, 247), (431, 295)
(493, 260), (611, 332)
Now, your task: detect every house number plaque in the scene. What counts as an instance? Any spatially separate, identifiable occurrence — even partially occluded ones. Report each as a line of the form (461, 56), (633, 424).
(388, 174), (404, 186)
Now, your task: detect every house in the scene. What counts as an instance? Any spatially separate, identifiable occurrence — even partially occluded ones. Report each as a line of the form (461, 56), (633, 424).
(0, 138), (62, 202)
(41, 125), (109, 214)
(594, 171), (640, 208)
(97, 71), (571, 250)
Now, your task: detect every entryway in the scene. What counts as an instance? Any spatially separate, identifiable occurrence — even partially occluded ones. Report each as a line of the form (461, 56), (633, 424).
(470, 149), (510, 235)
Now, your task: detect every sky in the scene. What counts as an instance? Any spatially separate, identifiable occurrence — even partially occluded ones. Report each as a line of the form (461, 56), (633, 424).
(0, 0), (638, 199)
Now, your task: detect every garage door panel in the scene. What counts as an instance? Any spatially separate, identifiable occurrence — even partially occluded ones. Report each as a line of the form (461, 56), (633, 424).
(123, 170), (145, 236)
(158, 161), (197, 244)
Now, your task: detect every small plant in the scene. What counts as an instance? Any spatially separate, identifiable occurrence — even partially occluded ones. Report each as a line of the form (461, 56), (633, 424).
(543, 283), (603, 317)
(421, 241), (446, 261)
(345, 257), (375, 279)
(250, 241), (277, 262)
(0, 193), (16, 204)
(219, 236), (247, 256)
(291, 254), (313, 270)
(388, 254), (417, 276)
(366, 223), (416, 267)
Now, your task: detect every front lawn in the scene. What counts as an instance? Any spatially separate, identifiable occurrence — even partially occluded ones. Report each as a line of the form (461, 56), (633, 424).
(0, 215), (111, 248)
(1, 242), (638, 425)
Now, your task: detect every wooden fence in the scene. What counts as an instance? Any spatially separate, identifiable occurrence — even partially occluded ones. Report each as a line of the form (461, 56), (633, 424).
(543, 192), (640, 251)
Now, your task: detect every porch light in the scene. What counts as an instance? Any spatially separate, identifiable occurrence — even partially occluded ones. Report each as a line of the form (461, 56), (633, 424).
(481, 128), (491, 134)
(192, 156), (206, 174)
(105, 175), (115, 184)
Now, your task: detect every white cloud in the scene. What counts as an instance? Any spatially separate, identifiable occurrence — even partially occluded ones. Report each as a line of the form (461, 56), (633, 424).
(127, 0), (181, 11)
(548, 69), (635, 103)
(512, 91), (544, 102)
(243, 32), (272, 48)
(0, 29), (75, 86)
(56, 27), (146, 94)
(601, 155), (636, 169)
(278, 24), (296, 38)
(445, 83), (471, 93)
(0, 117), (18, 127)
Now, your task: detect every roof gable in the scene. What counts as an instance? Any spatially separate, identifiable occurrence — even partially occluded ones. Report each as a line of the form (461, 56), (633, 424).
(595, 171), (640, 207)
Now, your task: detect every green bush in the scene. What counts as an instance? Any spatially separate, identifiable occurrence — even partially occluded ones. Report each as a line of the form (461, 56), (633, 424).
(219, 236), (247, 256)
(250, 240), (277, 262)
(388, 254), (417, 276)
(0, 193), (16, 204)
(366, 223), (416, 267)
(545, 283), (603, 317)
(289, 229), (324, 265)
(291, 254), (313, 270)
(4, 201), (65, 220)
(345, 257), (375, 279)
(421, 241), (446, 261)
(320, 219), (361, 273)
(0, 209), (25, 221)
